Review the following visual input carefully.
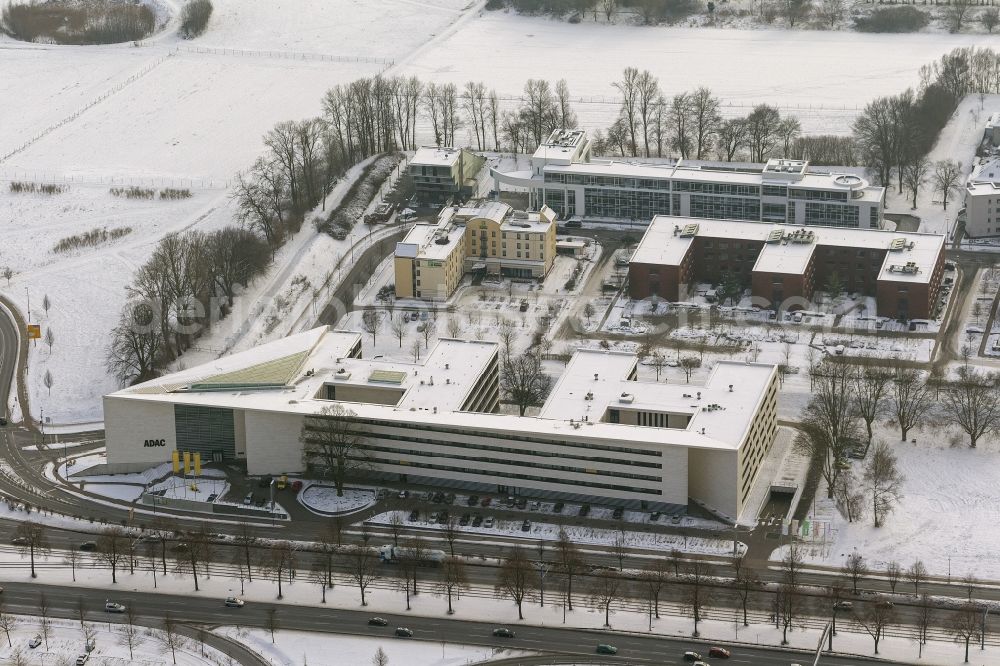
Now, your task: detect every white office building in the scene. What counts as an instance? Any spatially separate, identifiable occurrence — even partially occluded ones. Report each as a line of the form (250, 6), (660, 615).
(965, 157), (1000, 238)
(103, 326), (779, 520)
(492, 129), (885, 229)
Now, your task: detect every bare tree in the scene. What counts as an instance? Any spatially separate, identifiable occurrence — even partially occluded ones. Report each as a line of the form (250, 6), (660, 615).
(173, 525), (216, 592)
(818, 0), (845, 27)
(852, 366), (892, 443)
(906, 560), (928, 596)
(500, 352), (551, 416)
(97, 526), (129, 584)
(797, 362), (856, 497)
(946, 0), (974, 33)
(300, 404), (371, 495)
(389, 312), (408, 348)
(439, 556), (469, 614)
(0, 605), (17, 647)
(916, 594), (934, 656)
(613, 67), (640, 156)
(902, 156), (931, 209)
(159, 613), (185, 664)
(233, 521), (257, 583)
(309, 556), (331, 603)
(856, 602), (896, 654)
(639, 558), (670, 620)
(43, 369), (53, 396)
(941, 367), (1000, 448)
(106, 302), (162, 386)
(372, 647), (390, 666)
(962, 571), (978, 601)
(496, 318), (517, 355)
(982, 7), (1000, 33)
(717, 118), (748, 162)
(892, 369), (933, 441)
(731, 554), (761, 627)
(14, 521), (49, 579)
(932, 159), (963, 210)
(264, 607), (279, 643)
(746, 104), (783, 162)
(843, 551), (868, 594)
(361, 309), (383, 345)
(555, 79), (577, 129)
(37, 593), (51, 650)
(689, 87), (721, 159)
(119, 605), (144, 660)
(554, 529), (583, 611)
(679, 356), (700, 383)
(864, 440), (904, 527)
(682, 561), (713, 637)
(781, 0), (812, 26)
(886, 561), (902, 594)
(952, 603), (982, 663)
(264, 541), (297, 599)
(43, 327), (54, 352)
(347, 545), (379, 606)
(495, 546), (538, 620)
(589, 570), (625, 627)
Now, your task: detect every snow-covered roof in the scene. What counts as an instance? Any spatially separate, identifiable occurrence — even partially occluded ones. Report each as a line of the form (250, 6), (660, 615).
(971, 157), (1000, 184)
(411, 146), (463, 167)
(396, 217), (465, 261)
(632, 216), (944, 284)
(108, 327), (777, 453)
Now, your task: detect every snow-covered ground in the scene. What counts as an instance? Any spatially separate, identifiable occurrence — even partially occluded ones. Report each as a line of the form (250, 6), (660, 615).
(0, 615), (226, 666)
(399, 12), (999, 136)
(787, 424), (1000, 581)
(219, 628), (522, 666)
(298, 485), (376, 515)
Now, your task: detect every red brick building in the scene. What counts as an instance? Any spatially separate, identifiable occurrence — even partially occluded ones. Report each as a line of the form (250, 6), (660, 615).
(628, 217), (945, 320)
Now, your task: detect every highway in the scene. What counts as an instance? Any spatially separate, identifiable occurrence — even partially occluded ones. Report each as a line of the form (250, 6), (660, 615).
(0, 580), (900, 666)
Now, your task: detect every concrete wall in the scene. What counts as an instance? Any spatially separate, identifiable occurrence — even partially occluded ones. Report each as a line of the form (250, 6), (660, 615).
(103, 397), (176, 472)
(629, 263), (681, 300)
(687, 447), (739, 520)
(243, 410), (306, 476)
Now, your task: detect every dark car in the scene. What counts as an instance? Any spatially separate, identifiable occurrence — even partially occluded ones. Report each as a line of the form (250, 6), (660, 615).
(11, 537), (29, 546)
(480, 497), (492, 507)
(650, 511), (661, 521)
(709, 646), (731, 658)
(516, 497), (527, 509)
(459, 513), (471, 526)
(579, 504), (590, 517)
(467, 495), (479, 507)
(257, 476), (272, 488)
(172, 543), (190, 553)
(368, 617), (389, 626)
(444, 493), (455, 505)
(596, 644), (617, 655)
(472, 515), (483, 527)
(79, 541), (97, 551)
(612, 507), (624, 520)
(394, 627), (413, 638)
(492, 628), (515, 638)
(553, 502), (564, 514)
(432, 492), (444, 504)
(0, 417), (7, 426)
(437, 511), (449, 524)
(521, 519), (531, 532)
(408, 509), (420, 522)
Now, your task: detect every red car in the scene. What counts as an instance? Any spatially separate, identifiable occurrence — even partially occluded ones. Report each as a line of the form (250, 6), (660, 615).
(709, 647), (731, 659)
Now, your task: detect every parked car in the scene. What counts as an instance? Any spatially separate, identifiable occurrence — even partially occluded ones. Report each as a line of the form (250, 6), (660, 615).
(459, 513), (471, 526)
(408, 509), (420, 522)
(394, 627), (413, 638)
(368, 617), (389, 626)
(516, 497), (527, 509)
(0, 417), (7, 426)
(28, 635), (41, 649)
(75, 655), (89, 666)
(444, 493), (455, 505)
(521, 519), (531, 532)
(612, 507), (624, 519)
(596, 644), (618, 655)
(483, 516), (495, 528)
(257, 476), (272, 488)
(398, 489), (409, 499)
(553, 502), (564, 514)
(224, 597), (245, 608)
(579, 504), (590, 517)
(104, 601), (126, 613)
(467, 495), (479, 507)
(709, 646), (732, 658)
(650, 511), (661, 521)
(480, 497), (492, 507)
(472, 515), (483, 527)
(492, 628), (515, 638)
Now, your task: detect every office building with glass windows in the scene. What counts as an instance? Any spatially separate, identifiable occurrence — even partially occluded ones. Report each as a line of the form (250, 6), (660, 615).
(103, 326), (779, 520)
(492, 130), (885, 229)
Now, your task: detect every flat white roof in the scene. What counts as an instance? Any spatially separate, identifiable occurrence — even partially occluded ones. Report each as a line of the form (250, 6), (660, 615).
(412, 146), (462, 167)
(109, 327), (777, 453)
(632, 216), (944, 284)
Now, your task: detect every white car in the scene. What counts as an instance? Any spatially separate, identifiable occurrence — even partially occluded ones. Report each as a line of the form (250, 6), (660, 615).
(28, 635), (41, 649)
(75, 654), (90, 665)
(104, 601), (126, 613)
(224, 597), (245, 608)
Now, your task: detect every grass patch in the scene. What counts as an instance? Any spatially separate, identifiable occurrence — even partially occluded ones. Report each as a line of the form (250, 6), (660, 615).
(1, 0), (157, 45)
(9, 181), (66, 195)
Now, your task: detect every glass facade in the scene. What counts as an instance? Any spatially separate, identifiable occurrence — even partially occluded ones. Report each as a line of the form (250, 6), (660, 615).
(673, 181), (760, 197)
(584, 188), (672, 220)
(804, 202), (860, 227)
(174, 405), (236, 461)
(689, 195), (760, 221)
(762, 203), (787, 222)
(789, 188), (849, 201)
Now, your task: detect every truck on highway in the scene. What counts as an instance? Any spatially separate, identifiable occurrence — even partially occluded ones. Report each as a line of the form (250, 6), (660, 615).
(378, 544), (446, 566)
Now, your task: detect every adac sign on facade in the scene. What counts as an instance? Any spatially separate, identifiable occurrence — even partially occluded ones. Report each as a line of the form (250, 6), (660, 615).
(143, 439), (167, 447)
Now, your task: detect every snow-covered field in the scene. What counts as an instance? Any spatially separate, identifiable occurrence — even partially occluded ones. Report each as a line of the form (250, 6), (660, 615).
(790, 425), (1000, 580)
(399, 12), (999, 136)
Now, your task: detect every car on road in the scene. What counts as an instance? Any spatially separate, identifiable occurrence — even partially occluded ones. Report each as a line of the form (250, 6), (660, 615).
(834, 600), (853, 610)
(368, 617), (389, 626)
(683, 651), (703, 661)
(104, 601), (126, 613)
(224, 597), (245, 608)
(709, 646), (731, 658)
(172, 543), (189, 553)
(692, 662), (710, 666)
(595, 644), (618, 655)
(75, 654), (89, 665)
(394, 627), (413, 637)
(492, 628), (515, 638)
(11, 537), (29, 546)
(28, 635), (41, 648)
(875, 600), (894, 609)
(79, 541), (97, 551)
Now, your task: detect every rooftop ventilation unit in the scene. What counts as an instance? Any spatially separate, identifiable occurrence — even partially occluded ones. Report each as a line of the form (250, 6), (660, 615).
(889, 238), (906, 251)
(788, 228), (815, 244)
(766, 229), (784, 244)
(334, 368), (352, 380)
(619, 393), (634, 404)
(679, 223), (699, 238)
